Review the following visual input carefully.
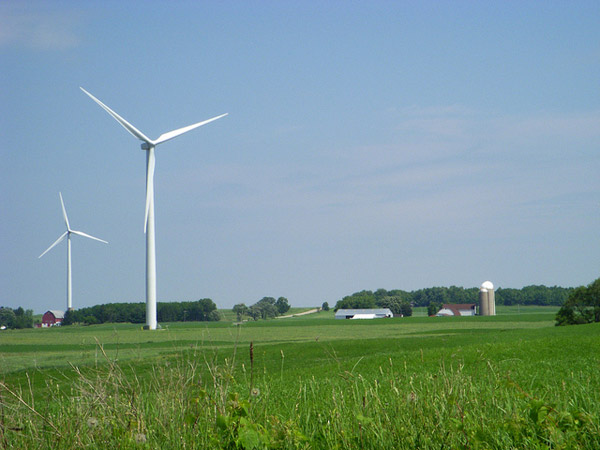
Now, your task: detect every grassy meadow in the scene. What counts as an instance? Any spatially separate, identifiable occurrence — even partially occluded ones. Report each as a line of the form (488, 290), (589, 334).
(1, 306), (599, 449)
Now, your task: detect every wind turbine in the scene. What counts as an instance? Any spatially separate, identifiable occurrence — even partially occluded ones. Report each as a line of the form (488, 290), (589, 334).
(39, 192), (108, 311)
(80, 87), (227, 330)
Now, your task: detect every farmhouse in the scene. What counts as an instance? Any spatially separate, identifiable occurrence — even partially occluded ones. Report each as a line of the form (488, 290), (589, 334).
(436, 304), (477, 317)
(335, 308), (393, 320)
(41, 310), (65, 327)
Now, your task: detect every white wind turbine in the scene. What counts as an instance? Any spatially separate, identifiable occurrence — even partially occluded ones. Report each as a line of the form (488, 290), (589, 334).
(39, 192), (108, 311)
(80, 87), (227, 330)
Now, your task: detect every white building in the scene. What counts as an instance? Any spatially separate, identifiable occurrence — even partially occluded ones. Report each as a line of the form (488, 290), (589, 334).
(436, 304), (477, 317)
(335, 309), (393, 320)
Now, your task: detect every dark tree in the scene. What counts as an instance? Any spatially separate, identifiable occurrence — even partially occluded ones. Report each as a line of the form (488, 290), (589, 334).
(400, 302), (413, 317)
(556, 278), (600, 326)
(13, 307), (33, 329)
(334, 291), (376, 311)
(248, 305), (261, 321)
(275, 297), (290, 315)
(62, 299), (219, 325)
(62, 309), (77, 325)
(427, 302), (442, 316)
(0, 308), (16, 328)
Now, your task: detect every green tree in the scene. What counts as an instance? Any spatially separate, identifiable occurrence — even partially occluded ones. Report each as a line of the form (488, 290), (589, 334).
(0, 308), (16, 328)
(374, 288), (388, 302)
(250, 297), (279, 320)
(232, 303), (249, 321)
(13, 307), (33, 329)
(248, 305), (261, 321)
(427, 302), (442, 316)
(400, 302), (413, 317)
(556, 278), (600, 326)
(84, 315), (99, 325)
(377, 296), (403, 315)
(62, 309), (77, 325)
(207, 310), (221, 321)
(275, 297), (290, 315)
(334, 291), (376, 310)
(321, 301), (330, 311)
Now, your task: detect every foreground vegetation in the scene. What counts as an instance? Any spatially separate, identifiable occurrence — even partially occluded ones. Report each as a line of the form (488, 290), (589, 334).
(1, 307), (598, 449)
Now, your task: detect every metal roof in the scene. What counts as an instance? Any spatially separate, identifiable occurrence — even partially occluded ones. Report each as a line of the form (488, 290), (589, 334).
(45, 310), (65, 319)
(438, 304), (476, 316)
(335, 309), (393, 315)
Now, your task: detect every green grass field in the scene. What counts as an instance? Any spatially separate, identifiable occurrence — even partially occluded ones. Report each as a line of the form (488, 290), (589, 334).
(1, 306), (598, 449)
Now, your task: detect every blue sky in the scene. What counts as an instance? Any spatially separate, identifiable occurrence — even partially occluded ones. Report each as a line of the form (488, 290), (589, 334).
(1, 1), (599, 313)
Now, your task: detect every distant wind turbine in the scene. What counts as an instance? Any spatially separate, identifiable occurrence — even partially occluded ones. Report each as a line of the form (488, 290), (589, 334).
(39, 192), (108, 311)
(80, 87), (227, 330)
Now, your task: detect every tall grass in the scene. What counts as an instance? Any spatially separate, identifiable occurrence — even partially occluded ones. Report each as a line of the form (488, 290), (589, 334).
(1, 321), (599, 449)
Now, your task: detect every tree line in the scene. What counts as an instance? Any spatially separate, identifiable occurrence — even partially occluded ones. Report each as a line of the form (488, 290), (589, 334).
(63, 298), (220, 325)
(555, 278), (600, 326)
(0, 307), (34, 329)
(335, 285), (574, 313)
(232, 297), (290, 321)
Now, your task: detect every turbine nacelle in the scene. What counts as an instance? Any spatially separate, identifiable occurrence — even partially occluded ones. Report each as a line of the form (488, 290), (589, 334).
(80, 87), (227, 232)
(39, 193), (108, 259)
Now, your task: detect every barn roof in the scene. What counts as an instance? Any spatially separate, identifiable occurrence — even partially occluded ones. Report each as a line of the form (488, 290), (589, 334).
(46, 310), (65, 319)
(442, 304), (476, 310)
(439, 304), (476, 316)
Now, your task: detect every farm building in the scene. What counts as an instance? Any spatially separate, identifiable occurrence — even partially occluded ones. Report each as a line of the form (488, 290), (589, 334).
(335, 308), (393, 320)
(436, 304), (477, 317)
(41, 310), (65, 327)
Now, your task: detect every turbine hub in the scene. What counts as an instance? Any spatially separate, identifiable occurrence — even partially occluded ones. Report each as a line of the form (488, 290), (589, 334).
(141, 142), (151, 150)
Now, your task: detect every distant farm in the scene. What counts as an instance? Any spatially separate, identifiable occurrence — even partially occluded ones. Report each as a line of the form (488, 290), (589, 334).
(1, 306), (599, 449)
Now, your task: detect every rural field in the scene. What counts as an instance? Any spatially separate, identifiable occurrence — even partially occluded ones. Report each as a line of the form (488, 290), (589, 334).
(1, 306), (599, 449)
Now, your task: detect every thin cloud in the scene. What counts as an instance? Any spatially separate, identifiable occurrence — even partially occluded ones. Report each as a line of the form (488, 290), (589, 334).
(158, 105), (599, 246)
(0, 4), (82, 50)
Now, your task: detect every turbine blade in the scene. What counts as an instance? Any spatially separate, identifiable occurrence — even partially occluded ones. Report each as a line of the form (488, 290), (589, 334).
(70, 230), (108, 244)
(80, 87), (153, 144)
(154, 113), (228, 145)
(59, 192), (71, 231)
(144, 149), (156, 233)
(39, 231), (68, 258)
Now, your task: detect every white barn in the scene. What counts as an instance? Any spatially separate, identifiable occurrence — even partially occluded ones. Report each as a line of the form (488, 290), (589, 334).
(435, 304), (477, 317)
(335, 309), (393, 320)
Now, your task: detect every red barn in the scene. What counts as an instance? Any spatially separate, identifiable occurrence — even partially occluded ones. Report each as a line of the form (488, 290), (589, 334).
(42, 310), (65, 327)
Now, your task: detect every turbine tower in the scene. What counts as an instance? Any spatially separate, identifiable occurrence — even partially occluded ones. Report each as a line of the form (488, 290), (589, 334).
(39, 192), (108, 311)
(80, 87), (227, 330)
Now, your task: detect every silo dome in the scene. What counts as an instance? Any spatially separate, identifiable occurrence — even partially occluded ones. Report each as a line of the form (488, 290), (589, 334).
(481, 281), (494, 290)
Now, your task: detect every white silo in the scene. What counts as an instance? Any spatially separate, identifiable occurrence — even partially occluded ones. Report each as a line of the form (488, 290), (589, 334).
(479, 287), (489, 316)
(481, 281), (495, 316)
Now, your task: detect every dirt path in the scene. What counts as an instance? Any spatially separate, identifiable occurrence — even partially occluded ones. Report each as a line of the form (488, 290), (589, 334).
(275, 308), (320, 319)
